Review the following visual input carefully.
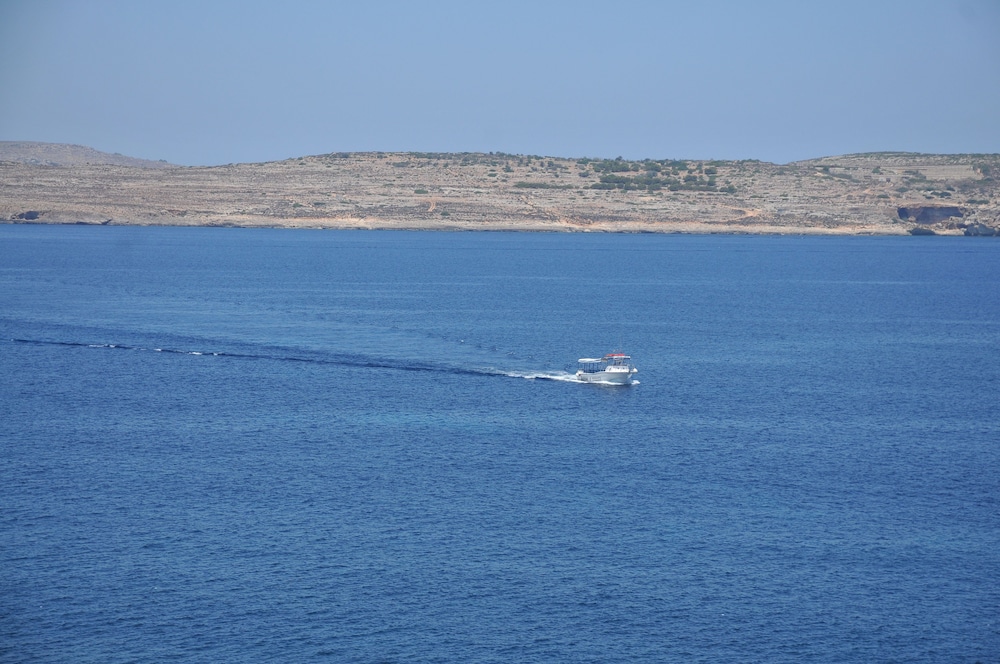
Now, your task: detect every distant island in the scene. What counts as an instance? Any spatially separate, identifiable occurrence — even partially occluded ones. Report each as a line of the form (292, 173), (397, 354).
(1, 141), (997, 235)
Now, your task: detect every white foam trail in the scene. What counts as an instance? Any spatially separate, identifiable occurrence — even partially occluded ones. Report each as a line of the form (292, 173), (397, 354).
(502, 370), (582, 382)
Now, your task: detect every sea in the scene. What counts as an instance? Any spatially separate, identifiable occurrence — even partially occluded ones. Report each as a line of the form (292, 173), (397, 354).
(1, 225), (998, 663)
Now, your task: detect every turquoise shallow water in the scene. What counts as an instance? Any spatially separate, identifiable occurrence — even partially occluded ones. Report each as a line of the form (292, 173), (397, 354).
(2, 227), (999, 662)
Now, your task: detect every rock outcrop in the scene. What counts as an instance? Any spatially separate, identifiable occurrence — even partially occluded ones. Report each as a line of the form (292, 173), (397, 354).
(963, 223), (998, 236)
(897, 206), (965, 224)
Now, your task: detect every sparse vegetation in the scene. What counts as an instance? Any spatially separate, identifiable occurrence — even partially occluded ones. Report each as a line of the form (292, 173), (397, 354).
(2, 144), (997, 234)
(514, 181), (574, 189)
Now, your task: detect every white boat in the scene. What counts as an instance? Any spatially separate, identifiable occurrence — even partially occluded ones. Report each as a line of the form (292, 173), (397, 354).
(576, 352), (638, 385)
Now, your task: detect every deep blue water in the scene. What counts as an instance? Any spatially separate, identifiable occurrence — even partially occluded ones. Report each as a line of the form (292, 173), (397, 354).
(2, 226), (998, 663)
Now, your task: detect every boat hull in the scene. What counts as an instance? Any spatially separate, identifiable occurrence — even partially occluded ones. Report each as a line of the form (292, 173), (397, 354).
(575, 368), (637, 385)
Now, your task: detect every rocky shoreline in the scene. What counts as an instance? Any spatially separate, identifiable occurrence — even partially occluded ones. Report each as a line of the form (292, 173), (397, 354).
(2, 143), (997, 235)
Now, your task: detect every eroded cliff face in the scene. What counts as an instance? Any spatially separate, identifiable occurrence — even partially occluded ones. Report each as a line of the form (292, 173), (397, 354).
(962, 223), (998, 236)
(896, 205), (1000, 235)
(897, 206), (965, 223)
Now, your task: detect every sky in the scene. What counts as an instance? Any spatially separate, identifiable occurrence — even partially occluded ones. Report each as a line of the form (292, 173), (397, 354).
(1, 0), (998, 166)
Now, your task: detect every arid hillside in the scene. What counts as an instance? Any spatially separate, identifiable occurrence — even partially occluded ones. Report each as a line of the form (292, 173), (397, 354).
(2, 143), (998, 234)
(0, 141), (174, 169)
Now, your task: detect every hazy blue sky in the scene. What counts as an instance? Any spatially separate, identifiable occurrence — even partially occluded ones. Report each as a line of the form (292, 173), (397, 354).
(2, 0), (998, 165)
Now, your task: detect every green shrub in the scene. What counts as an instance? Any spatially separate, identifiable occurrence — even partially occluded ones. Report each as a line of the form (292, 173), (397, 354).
(592, 159), (638, 173)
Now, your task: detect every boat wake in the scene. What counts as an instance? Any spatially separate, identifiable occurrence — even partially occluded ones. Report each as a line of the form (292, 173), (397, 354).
(500, 370), (580, 382)
(10, 338), (596, 384)
(12, 338), (232, 356)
